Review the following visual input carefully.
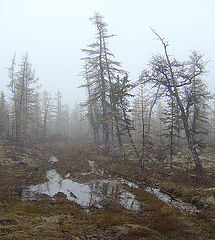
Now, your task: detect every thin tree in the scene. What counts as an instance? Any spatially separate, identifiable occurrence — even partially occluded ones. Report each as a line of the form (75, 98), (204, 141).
(8, 53), (39, 147)
(81, 12), (125, 153)
(139, 30), (207, 172)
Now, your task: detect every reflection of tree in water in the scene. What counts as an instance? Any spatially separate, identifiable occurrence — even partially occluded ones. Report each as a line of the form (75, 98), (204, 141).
(89, 181), (125, 201)
(23, 169), (140, 210)
(87, 180), (139, 210)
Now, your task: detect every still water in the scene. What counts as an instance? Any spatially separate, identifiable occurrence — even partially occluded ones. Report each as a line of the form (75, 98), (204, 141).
(22, 168), (140, 210)
(22, 156), (199, 214)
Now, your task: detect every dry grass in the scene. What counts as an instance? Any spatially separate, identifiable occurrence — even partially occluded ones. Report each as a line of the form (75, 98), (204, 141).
(0, 140), (214, 239)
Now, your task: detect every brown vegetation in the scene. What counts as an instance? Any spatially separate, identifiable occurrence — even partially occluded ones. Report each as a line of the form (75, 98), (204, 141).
(0, 140), (214, 239)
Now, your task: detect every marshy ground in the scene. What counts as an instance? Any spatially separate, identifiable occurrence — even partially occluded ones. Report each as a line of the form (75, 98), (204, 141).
(0, 140), (215, 240)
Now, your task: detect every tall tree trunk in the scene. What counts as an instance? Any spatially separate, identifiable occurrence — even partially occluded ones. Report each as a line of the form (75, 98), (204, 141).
(98, 31), (109, 153)
(103, 39), (115, 154)
(147, 85), (161, 136)
(116, 124), (123, 152)
(162, 37), (202, 172)
(141, 119), (145, 172)
(170, 98), (174, 169)
(111, 122), (114, 154)
(120, 99), (139, 157)
(140, 87), (145, 172)
(150, 29), (203, 172)
(169, 86), (202, 172)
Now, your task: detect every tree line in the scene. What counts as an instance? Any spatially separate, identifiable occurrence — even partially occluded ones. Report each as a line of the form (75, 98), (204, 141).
(0, 12), (214, 173)
(80, 13), (215, 172)
(0, 53), (88, 147)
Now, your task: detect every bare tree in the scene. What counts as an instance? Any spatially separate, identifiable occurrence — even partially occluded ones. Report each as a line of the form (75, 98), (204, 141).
(139, 30), (208, 172)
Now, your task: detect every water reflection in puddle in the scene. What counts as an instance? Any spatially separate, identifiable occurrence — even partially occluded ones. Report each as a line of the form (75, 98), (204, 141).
(22, 169), (140, 211)
(117, 178), (139, 189)
(145, 187), (199, 214)
(23, 156), (198, 214)
(145, 187), (172, 202)
(87, 160), (199, 214)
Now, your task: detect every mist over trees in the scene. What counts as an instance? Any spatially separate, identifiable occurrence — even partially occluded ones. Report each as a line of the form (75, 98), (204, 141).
(0, 13), (214, 173)
(0, 53), (88, 148)
(80, 13), (214, 173)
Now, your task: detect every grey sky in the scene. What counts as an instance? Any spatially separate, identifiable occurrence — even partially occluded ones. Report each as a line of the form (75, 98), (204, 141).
(0, 0), (214, 105)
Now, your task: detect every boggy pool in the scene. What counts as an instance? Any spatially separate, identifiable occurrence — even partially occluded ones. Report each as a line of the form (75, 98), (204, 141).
(22, 157), (140, 211)
(22, 156), (199, 214)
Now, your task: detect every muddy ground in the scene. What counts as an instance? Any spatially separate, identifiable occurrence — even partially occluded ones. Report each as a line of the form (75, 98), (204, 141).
(0, 140), (215, 240)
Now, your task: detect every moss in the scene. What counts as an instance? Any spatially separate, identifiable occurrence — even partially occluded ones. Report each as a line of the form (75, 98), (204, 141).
(149, 206), (185, 233)
(121, 225), (162, 240)
(1, 232), (31, 240)
(1, 141), (215, 240)
(94, 211), (134, 228)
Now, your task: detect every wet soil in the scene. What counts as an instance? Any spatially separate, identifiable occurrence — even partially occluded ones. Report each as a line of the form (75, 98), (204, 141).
(0, 140), (215, 240)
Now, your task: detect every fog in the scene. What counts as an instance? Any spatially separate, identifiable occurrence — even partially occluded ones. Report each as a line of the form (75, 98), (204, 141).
(0, 0), (215, 105)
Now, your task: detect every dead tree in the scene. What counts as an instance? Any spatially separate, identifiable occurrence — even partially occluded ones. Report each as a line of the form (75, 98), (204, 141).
(139, 29), (207, 172)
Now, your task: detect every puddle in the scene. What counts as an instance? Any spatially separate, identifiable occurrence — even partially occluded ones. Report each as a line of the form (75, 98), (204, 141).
(22, 169), (140, 211)
(81, 160), (139, 189)
(89, 179), (140, 210)
(48, 156), (58, 163)
(117, 178), (139, 189)
(22, 157), (199, 214)
(87, 160), (199, 214)
(145, 187), (199, 215)
(145, 187), (172, 202)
